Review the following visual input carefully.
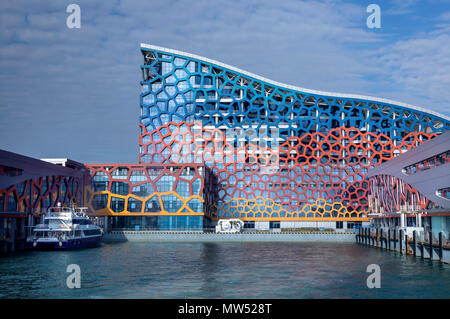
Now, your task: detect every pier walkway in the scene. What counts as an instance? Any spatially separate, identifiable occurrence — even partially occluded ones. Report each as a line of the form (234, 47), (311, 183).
(104, 231), (355, 242)
(356, 227), (450, 264)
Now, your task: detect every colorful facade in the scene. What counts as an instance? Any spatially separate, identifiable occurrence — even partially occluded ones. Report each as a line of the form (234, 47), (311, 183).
(367, 131), (450, 235)
(369, 174), (436, 216)
(136, 43), (450, 226)
(2, 44), (449, 231)
(0, 150), (84, 216)
(84, 163), (216, 229)
(0, 175), (82, 216)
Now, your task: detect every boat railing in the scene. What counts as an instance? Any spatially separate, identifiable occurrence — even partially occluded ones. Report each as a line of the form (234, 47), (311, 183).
(48, 207), (72, 213)
(72, 207), (89, 218)
(45, 206), (91, 218)
(46, 207), (73, 218)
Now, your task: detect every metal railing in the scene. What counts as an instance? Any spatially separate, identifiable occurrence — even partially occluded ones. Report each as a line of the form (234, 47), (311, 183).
(107, 227), (354, 235)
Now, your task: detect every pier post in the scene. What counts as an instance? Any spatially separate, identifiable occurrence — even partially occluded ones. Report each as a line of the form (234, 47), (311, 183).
(439, 232), (443, 261)
(413, 231), (416, 257)
(372, 229), (375, 246)
(376, 228), (379, 248)
(373, 229), (376, 246)
(18, 218), (25, 251)
(0, 218), (6, 254)
(10, 218), (16, 253)
(405, 233), (409, 255)
(429, 231), (433, 259)
(420, 241), (424, 259)
(380, 228), (383, 248)
(399, 229), (402, 255)
(388, 229), (391, 250)
(393, 229), (396, 250)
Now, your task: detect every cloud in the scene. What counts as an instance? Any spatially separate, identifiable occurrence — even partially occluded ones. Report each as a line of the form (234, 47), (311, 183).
(366, 22), (450, 112)
(385, 0), (419, 15)
(437, 11), (450, 21)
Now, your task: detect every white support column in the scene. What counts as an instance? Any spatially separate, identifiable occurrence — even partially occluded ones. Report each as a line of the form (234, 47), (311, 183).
(400, 213), (406, 228)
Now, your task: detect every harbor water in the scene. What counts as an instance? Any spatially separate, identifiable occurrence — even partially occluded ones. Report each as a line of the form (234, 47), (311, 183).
(0, 242), (449, 298)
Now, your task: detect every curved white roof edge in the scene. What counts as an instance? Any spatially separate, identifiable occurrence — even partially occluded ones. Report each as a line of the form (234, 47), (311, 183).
(141, 43), (450, 122)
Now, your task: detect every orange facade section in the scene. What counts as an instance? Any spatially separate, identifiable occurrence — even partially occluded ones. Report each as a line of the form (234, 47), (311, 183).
(137, 120), (437, 221)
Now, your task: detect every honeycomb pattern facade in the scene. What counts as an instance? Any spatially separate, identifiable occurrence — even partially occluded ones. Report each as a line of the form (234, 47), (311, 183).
(138, 44), (450, 221)
(0, 174), (82, 215)
(97, 46), (449, 223)
(85, 164), (216, 218)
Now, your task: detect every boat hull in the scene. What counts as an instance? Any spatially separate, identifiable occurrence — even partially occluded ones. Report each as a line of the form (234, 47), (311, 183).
(25, 236), (103, 250)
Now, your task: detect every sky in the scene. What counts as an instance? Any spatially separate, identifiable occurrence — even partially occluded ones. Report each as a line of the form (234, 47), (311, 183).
(1, 0), (449, 163)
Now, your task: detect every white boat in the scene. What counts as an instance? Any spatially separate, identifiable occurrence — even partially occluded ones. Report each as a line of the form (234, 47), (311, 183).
(26, 206), (103, 250)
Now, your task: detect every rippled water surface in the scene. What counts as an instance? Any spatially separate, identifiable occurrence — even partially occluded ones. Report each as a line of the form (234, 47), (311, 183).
(0, 242), (449, 298)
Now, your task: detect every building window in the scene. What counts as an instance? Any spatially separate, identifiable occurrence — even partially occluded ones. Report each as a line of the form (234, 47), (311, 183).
(111, 181), (129, 196)
(437, 187), (450, 200)
(336, 221), (343, 229)
(6, 194), (17, 212)
(270, 221), (280, 229)
(0, 165), (23, 177)
(92, 194), (108, 210)
(91, 171), (109, 191)
(347, 221), (362, 230)
(110, 197), (125, 213)
(244, 221), (255, 229)
(127, 198), (142, 213)
(403, 150), (450, 175)
(111, 167), (129, 179)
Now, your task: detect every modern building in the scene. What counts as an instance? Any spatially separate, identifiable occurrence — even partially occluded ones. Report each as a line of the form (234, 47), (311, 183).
(2, 44), (450, 233)
(84, 163), (217, 230)
(0, 150), (84, 252)
(367, 131), (450, 238)
(0, 150), (84, 215)
(127, 43), (450, 231)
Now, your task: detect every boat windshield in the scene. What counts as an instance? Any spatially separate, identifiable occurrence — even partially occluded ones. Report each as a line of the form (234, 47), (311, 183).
(43, 219), (69, 227)
(72, 218), (92, 225)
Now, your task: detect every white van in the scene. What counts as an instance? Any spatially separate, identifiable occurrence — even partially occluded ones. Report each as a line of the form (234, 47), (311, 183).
(215, 219), (244, 233)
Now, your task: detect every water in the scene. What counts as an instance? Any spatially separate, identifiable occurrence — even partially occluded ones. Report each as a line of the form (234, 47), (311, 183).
(0, 242), (449, 298)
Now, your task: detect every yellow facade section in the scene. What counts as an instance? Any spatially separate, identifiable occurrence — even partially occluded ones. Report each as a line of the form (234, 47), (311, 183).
(215, 197), (369, 221)
(86, 190), (205, 217)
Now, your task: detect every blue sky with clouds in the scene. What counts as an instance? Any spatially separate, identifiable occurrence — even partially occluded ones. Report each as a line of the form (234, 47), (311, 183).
(1, 0), (449, 163)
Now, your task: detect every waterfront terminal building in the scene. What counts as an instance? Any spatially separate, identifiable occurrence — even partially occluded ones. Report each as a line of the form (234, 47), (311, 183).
(367, 131), (450, 238)
(1, 44), (449, 236)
